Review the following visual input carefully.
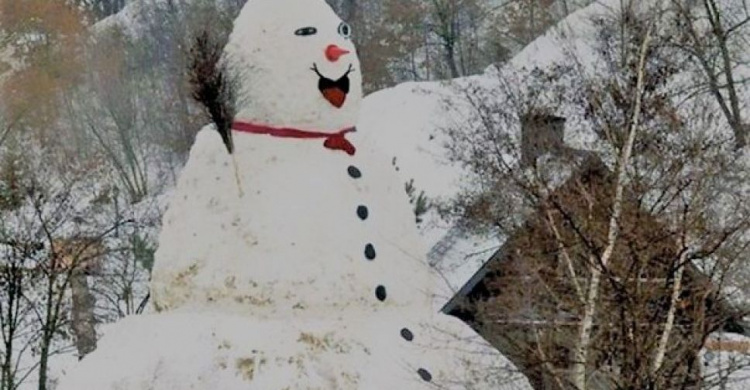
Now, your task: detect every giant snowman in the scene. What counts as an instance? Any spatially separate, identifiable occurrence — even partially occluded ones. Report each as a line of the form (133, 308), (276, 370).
(58, 0), (524, 388)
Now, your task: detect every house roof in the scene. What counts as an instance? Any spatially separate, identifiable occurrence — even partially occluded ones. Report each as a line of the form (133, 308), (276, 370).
(441, 156), (747, 337)
(358, 0), (750, 312)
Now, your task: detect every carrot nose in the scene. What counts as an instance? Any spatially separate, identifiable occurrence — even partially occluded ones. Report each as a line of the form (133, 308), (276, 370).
(325, 44), (350, 62)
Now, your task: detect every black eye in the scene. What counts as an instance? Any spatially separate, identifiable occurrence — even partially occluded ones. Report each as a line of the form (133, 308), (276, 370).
(338, 22), (351, 38)
(295, 27), (317, 36)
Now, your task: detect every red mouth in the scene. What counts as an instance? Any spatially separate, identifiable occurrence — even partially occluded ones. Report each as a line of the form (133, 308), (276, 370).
(321, 88), (347, 108)
(312, 64), (353, 108)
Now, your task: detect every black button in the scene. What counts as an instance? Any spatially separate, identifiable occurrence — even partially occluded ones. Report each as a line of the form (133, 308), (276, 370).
(417, 368), (432, 382)
(348, 166), (362, 178)
(400, 328), (414, 341)
(375, 285), (387, 301)
(364, 244), (376, 260)
(357, 206), (369, 220)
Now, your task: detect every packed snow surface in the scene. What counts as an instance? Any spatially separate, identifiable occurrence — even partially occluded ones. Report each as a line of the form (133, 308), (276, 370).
(53, 0), (750, 388)
(56, 0), (530, 388)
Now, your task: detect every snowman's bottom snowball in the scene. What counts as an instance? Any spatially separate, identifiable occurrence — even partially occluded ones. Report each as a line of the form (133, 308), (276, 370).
(57, 311), (529, 390)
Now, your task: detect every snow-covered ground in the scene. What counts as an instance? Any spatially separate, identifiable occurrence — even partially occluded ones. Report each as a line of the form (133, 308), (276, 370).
(7, 0), (750, 387)
(0, 146), (167, 390)
(702, 333), (750, 388)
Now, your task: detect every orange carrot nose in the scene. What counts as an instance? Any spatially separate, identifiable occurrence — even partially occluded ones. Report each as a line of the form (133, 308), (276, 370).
(325, 44), (350, 62)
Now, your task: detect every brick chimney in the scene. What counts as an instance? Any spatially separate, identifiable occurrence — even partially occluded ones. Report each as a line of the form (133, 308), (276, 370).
(520, 114), (567, 168)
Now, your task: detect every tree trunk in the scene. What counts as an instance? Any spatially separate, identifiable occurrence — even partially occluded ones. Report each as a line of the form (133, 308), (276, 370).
(38, 273), (61, 390)
(561, 0), (570, 16)
(2, 310), (14, 390)
(736, 123), (748, 150)
(1, 265), (22, 390)
(528, 0), (536, 43)
(705, 0), (746, 150)
(339, 0), (357, 22)
(70, 272), (97, 359)
(38, 331), (50, 390)
(445, 40), (461, 78)
(652, 249), (687, 375)
(570, 26), (652, 390)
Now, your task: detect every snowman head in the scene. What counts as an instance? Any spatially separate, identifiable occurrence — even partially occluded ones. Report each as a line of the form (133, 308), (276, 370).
(225, 0), (362, 132)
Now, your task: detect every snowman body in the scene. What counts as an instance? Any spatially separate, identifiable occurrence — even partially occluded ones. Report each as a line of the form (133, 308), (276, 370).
(58, 309), (505, 389)
(57, 0), (527, 388)
(150, 129), (435, 317)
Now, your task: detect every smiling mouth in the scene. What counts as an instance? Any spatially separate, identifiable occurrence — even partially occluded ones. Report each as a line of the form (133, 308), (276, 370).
(311, 64), (353, 108)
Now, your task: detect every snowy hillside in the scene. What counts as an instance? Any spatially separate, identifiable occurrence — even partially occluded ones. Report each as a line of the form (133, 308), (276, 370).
(359, 82), (505, 302)
(361, 0), (750, 297)
(358, 0), (750, 387)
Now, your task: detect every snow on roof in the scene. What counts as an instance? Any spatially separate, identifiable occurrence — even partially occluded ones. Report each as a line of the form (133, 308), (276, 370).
(702, 333), (750, 389)
(359, 81), (503, 302)
(92, 0), (234, 36)
(361, 0), (750, 309)
(357, 2), (613, 302)
(360, 82), (465, 202)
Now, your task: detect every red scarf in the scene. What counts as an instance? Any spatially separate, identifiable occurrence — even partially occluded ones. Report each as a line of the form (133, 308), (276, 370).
(232, 121), (356, 156)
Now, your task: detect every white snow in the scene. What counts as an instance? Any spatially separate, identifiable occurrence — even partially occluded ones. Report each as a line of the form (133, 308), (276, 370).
(59, 310), (527, 389)
(56, 0), (530, 388)
(702, 333), (750, 390)
(361, 0), (750, 299)
(359, 81), (502, 296)
(148, 126), (440, 316)
(225, 0), (363, 132)
(49, 0), (750, 388)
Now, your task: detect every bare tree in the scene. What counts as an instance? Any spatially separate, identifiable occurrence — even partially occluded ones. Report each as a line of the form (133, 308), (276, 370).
(0, 126), (141, 388)
(423, 0), (492, 78)
(489, 0), (561, 52)
(569, 22), (654, 390)
(444, 2), (750, 389)
(669, 0), (750, 149)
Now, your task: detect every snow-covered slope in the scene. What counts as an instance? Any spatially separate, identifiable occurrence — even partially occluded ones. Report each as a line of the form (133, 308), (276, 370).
(92, 0), (241, 36)
(359, 81), (506, 300)
(361, 0), (750, 302)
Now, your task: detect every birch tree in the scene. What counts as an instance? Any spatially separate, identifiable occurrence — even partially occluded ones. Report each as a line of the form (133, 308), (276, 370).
(569, 23), (653, 390)
(443, 2), (750, 388)
(668, 0), (750, 150)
